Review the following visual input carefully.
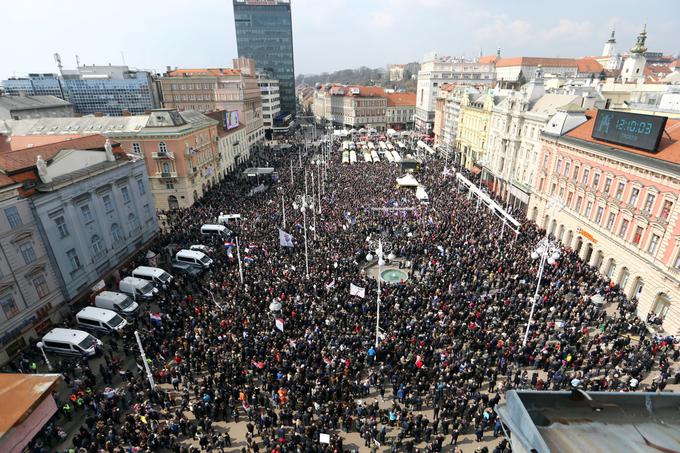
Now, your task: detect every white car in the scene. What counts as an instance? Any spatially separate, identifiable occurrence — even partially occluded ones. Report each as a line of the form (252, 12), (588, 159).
(190, 244), (213, 254)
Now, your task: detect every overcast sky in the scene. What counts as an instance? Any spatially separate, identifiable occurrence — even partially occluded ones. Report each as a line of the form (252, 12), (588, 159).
(1, 0), (676, 79)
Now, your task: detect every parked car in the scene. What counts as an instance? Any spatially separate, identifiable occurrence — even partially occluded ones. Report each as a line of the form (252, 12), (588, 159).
(171, 260), (204, 277)
(40, 328), (102, 357)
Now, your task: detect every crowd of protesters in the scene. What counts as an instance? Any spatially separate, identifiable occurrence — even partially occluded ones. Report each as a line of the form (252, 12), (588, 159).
(17, 127), (679, 453)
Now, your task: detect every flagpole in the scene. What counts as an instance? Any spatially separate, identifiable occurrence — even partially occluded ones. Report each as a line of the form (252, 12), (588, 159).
(303, 200), (309, 277)
(134, 331), (156, 390)
(376, 240), (382, 348)
(236, 236), (244, 285)
(282, 193), (286, 229)
(311, 172), (317, 241)
(317, 161), (322, 214)
(290, 159), (293, 186)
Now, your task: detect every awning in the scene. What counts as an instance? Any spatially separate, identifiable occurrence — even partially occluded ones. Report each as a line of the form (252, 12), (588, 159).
(396, 174), (420, 187)
(415, 186), (428, 200)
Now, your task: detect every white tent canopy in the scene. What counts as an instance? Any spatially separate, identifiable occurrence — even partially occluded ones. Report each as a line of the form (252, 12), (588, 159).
(415, 186), (429, 201)
(396, 174), (420, 187)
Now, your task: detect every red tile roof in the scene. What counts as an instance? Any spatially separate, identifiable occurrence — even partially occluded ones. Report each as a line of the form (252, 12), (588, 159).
(575, 58), (603, 73)
(496, 57), (578, 68)
(477, 55), (498, 65)
(166, 68), (241, 77)
(566, 113), (680, 165)
(384, 91), (416, 107)
(4, 135), (90, 151)
(0, 134), (113, 173)
(0, 172), (16, 187)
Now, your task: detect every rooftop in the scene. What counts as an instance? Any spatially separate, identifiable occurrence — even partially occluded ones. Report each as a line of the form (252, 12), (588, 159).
(496, 57), (579, 68)
(165, 68), (241, 77)
(0, 373), (62, 438)
(575, 58), (603, 73)
(496, 390), (680, 453)
(477, 55), (499, 65)
(385, 92), (416, 107)
(565, 112), (680, 166)
(0, 95), (71, 111)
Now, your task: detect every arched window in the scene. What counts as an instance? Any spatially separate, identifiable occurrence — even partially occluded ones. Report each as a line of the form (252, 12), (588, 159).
(111, 223), (124, 242)
(168, 196), (179, 210)
(619, 267), (630, 290)
(91, 235), (105, 258)
(158, 142), (167, 154)
(606, 259), (617, 280)
(162, 162), (171, 173)
(652, 293), (670, 319)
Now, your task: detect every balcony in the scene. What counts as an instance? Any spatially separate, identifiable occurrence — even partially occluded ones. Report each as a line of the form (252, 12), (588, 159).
(152, 151), (175, 159)
(153, 171), (177, 179)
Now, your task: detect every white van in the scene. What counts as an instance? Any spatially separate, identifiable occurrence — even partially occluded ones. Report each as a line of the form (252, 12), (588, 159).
(41, 328), (102, 357)
(175, 249), (213, 269)
(119, 277), (158, 301)
(131, 266), (173, 289)
(95, 291), (139, 316)
(217, 213), (241, 224)
(76, 307), (128, 333)
(200, 224), (231, 238)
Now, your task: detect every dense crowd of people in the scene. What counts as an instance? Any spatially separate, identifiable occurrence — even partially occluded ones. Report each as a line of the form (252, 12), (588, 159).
(18, 127), (680, 452)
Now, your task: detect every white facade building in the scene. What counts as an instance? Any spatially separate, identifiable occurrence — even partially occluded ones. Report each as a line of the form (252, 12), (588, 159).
(257, 73), (281, 130)
(415, 52), (495, 133)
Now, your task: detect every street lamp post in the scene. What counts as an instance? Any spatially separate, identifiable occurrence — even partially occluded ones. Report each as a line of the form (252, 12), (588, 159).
(36, 341), (53, 371)
(294, 194), (313, 278)
(522, 197), (564, 347)
(316, 159), (322, 214)
(366, 237), (395, 348)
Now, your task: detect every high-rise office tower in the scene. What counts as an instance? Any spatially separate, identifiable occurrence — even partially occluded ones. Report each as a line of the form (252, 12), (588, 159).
(233, 0), (296, 117)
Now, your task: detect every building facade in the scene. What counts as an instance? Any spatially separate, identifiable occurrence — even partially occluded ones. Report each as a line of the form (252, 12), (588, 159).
(414, 52), (496, 133)
(495, 57), (579, 83)
(312, 85), (391, 131)
(0, 95), (74, 120)
(384, 92), (416, 130)
(257, 72), (281, 131)
(433, 84), (480, 156)
(0, 177), (64, 365)
(2, 67), (160, 116)
(530, 112), (680, 334)
(233, 0), (296, 116)
(206, 111), (250, 176)
(456, 92), (498, 169)
(158, 59), (265, 149)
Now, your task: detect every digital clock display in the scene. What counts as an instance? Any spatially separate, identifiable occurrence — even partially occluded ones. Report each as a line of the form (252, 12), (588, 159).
(591, 110), (667, 152)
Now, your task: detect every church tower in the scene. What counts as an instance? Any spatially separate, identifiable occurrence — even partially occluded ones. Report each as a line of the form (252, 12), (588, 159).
(622, 25), (648, 83)
(602, 28), (616, 57)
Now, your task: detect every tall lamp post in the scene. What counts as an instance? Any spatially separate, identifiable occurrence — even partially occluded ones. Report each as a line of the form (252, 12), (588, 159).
(293, 194), (313, 278)
(36, 341), (53, 371)
(366, 237), (395, 348)
(522, 197), (564, 347)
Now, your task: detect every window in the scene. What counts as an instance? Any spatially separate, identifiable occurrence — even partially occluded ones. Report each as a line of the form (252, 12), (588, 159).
(629, 188), (640, 206)
(556, 159), (562, 173)
(595, 206), (604, 224)
(4, 207), (22, 229)
(158, 142), (167, 154)
(660, 200), (672, 219)
(575, 196), (583, 212)
(615, 182), (625, 200)
(543, 154), (549, 169)
(632, 226), (643, 245)
(121, 186), (130, 203)
(19, 243), (36, 265)
(606, 212), (616, 230)
(66, 249), (81, 271)
(563, 162), (570, 177)
(604, 178), (612, 195)
(648, 234), (660, 254)
(103, 194), (114, 212)
(132, 143), (141, 154)
(675, 251), (680, 270)
(643, 194), (655, 213)
(80, 204), (93, 223)
(585, 201), (593, 218)
(619, 219), (629, 238)
(54, 216), (69, 238)
(128, 213), (140, 231)
(143, 204), (151, 220)
(581, 169), (590, 185)
(591, 173), (600, 191)
(91, 235), (105, 258)
(0, 294), (19, 320)
(32, 275), (48, 298)
(165, 181), (174, 190)
(566, 192), (573, 207)
(137, 179), (146, 195)
(162, 162), (171, 174)
(111, 223), (125, 242)
(572, 165), (579, 181)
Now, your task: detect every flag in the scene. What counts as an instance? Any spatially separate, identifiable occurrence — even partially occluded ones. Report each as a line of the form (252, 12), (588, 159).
(224, 241), (236, 248)
(325, 279), (335, 290)
(149, 313), (162, 324)
(275, 318), (284, 332)
(244, 256), (254, 264)
(350, 283), (365, 298)
(278, 229), (294, 247)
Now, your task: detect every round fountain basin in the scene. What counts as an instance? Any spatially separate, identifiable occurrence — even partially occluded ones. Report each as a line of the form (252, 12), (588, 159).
(380, 269), (409, 283)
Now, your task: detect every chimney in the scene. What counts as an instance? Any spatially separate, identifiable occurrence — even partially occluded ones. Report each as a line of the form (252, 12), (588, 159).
(94, 112), (103, 117)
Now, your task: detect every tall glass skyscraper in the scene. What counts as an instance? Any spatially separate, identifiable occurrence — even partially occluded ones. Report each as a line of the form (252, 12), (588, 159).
(233, 0), (296, 117)
(1, 66), (158, 116)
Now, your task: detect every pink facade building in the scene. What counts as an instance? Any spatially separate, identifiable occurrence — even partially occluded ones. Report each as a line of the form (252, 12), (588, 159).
(529, 109), (680, 333)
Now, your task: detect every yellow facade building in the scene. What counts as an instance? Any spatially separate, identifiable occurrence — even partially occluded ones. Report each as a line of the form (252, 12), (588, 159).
(456, 93), (496, 170)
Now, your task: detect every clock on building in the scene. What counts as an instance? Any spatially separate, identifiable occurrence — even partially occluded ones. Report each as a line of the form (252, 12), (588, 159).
(591, 109), (667, 152)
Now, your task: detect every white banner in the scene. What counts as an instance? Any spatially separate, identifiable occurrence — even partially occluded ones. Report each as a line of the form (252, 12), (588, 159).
(275, 318), (284, 332)
(350, 283), (365, 299)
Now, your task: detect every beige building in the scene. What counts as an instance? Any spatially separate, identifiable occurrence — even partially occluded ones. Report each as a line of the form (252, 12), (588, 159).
(456, 92), (501, 169)
(158, 58), (264, 149)
(313, 85), (388, 131)
(531, 111), (680, 334)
